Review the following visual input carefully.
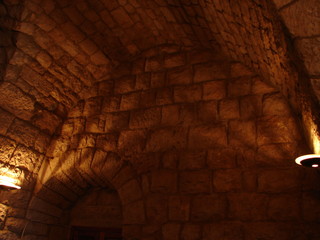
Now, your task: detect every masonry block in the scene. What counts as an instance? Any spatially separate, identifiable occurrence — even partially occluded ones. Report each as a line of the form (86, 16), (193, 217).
(179, 170), (211, 194)
(190, 194), (227, 221)
(189, 125), (227, 149)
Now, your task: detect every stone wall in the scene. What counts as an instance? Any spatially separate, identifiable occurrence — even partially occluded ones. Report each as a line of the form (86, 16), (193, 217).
(0, 0), (319, 239)
(19, 48), (320, 240)
(70, 188), (122, 229)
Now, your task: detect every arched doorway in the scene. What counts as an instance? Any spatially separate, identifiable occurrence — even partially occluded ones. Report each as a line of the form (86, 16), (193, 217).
(68, 187), (122, 240)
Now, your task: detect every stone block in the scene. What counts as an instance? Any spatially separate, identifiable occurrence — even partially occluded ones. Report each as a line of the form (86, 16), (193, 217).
(9, 145), (43, 173)
(228, 78), (251, 97)
(229, 120), (256, 147)
(120, 92), (140, 111)
(219, 98), (240, 120)
(151, 72), (166, 88)
(86, 117), (105, 133)
(189, 125), (227, 149)
(146, 194), (168, 224)
(273, 0), (294, 8)
(78, 134), (96, 148)
(179, 151), (206, 170)
(132, 58), (145, 75)
(244, 222), (290, 240)
(26, 210), (59, 225)
(90, 51), (110, 65)
(7, 119), (39, 148)
(105, 112), (129, 132)
(110, 164), (134, 189)
(228, 193), (269, 221)
(156, 88), (173, 105)
(296, 37), (320, 75)
(167, 67), (192, 86)
(151, 169), (177, 193)
(139, 90), (156, 108)
(280, 0), (320, 36)
(179, 170), (211, 194)
(268, 194), (300, 221)
(302, 192), (320, 221)
(145, 56), (162, 72)
(251, 77), (275, 95)
(32, 110), (61, 135)
(240, 95), (262, 119)
(29, 197), (62, 218)
(194, 62), (227, 82)
(0, 82), (35, 120)
(174, 85), (202, 103)
(111, 7), (134, 28)
(146, 128), (188, 152)
(162, 150), (179, 169)
(36, 51), (52, 68)
(257, 116), (301, 145)
(114, 75), (135, 94)
(203, 80), (226, 100)
(16, 33), (41, 58)
(203, 222), (244, 240)
(123, 200), (145, 224)
(190, 194), (227, 221)
(96, 134), (118, 151)
(188, 50), (215, 64)
(90, 149), (108, 179)
(181, 224), (201, 240)
(213, 169), (242, 192)
(242, 170), (258, 192)
(161, 105), (180, 125)
(257, 169), (302, 193)
(256, 143), (298, 167)
(230, 63), (252, 77)
(128, 153), (161, 175)
(0, 136), (16, 162)
(60, 22), (85, 43)
(24, 221), (48, 236)
(168, 196), (190, 221)
(262, 93), (291, 116)
(118, 130), (147, 154)
(83, 97), (102, 117)
(178, 104), (197, 126)
(135, 73), (150, 90)
(118, 179), (142, 204)
(207, 148), (237, 169)
(0, 204), (7, 230)
(130, 107), (161, 129)
(198, 101), (217, 122)
(162, 223), (180, 240)
(164, 53), (186, 68)
(101, 96), (120, 113)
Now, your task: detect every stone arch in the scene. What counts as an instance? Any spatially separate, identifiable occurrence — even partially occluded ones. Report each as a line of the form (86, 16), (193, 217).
(23, 155), (145, 239)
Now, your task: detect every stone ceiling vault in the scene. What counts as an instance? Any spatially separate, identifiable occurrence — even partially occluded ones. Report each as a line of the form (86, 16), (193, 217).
(0, 0), (320, 239)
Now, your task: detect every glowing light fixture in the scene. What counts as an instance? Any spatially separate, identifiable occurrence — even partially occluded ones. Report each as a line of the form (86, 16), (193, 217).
(295, 154), (320, 168)
(0, 175), (21, 190)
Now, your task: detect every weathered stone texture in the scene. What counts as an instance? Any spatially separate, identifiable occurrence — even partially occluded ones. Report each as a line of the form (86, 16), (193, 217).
(0, 0), (319, 238)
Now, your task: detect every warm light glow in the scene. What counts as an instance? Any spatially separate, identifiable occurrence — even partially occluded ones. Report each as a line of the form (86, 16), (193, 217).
(0, 175), (21, 189)
(295, 154), (320, 165)
(295, 154), (320, 168)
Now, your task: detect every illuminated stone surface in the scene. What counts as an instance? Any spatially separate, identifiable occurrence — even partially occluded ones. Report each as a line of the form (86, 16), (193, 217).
(0, 0), (319, 239)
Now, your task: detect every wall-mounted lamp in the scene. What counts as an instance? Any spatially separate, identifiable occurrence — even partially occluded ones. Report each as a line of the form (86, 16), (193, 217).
(0, 165), (22, 190)
(295, 154), (320, 168)
(0, 175), (21, 190)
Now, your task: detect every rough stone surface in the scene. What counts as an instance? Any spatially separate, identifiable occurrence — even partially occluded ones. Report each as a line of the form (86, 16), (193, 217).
(0, 1), (319, 239)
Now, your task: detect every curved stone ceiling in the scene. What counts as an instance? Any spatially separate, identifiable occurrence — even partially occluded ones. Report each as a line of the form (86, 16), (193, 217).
(0, 0), (319, 181)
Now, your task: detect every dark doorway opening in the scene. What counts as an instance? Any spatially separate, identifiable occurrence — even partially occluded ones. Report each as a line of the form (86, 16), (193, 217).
(70, 226), (122, 240)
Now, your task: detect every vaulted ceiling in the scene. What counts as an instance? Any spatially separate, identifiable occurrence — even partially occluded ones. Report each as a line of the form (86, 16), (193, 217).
(1, 0), (318, 155)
